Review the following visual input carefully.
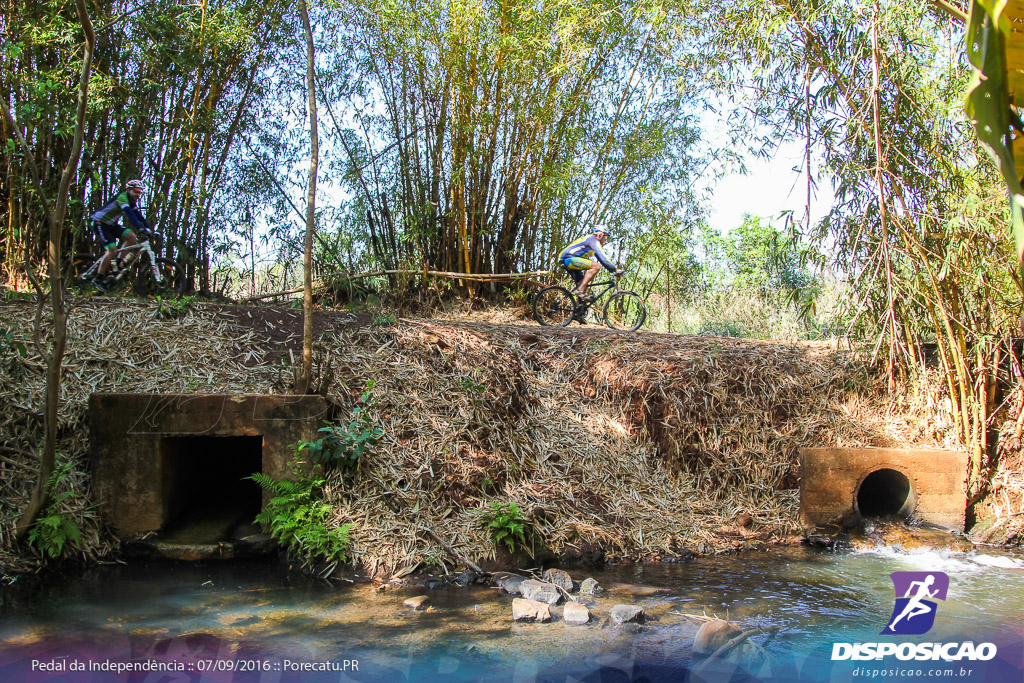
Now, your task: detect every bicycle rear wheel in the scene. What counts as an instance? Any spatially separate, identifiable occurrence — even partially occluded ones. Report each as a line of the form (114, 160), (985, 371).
(603, 291), (647, 331)
(134, 257), (185, 298)
(533, 286), (576, 327)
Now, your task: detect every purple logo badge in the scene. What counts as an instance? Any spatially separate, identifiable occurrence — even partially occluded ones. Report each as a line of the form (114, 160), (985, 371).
(882, 571), (949, 635)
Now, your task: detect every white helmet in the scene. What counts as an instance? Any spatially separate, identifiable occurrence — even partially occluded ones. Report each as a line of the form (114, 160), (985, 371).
(126, 179), (145, 191)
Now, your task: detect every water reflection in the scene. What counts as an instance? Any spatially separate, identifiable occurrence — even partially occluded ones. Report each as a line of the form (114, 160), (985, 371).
(1, 545), (1022, 679)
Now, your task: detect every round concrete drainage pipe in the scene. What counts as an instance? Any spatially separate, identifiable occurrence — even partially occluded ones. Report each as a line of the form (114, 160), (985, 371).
(855, 468), (915, 518)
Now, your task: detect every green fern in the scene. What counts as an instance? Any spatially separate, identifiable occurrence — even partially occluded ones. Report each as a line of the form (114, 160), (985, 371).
(247, 473), (350, 566)
(481, 501), (528, 553)
(28, 512), (82, 559)
(27, 459), (83, 560)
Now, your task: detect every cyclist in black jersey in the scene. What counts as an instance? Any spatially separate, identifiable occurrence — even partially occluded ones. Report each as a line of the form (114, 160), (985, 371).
(89, 179), (151, 284)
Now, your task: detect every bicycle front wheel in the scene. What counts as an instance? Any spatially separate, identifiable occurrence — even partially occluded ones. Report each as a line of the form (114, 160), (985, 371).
(134, 257), (185, 298)
(603, 291), (647, 331)
(533, 286), (576, 327)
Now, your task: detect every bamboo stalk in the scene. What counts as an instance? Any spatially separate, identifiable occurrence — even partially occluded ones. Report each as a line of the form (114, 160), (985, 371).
(298, 0), (318, 395)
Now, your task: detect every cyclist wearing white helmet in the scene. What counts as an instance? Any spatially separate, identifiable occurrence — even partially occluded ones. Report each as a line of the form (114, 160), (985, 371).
(557, 225), (624, 299)
(89, 179), (152, 285)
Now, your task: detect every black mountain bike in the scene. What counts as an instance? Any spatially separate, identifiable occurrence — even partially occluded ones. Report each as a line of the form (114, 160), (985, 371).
(533, 274), (647, 331)
(69, 229), (185, 298)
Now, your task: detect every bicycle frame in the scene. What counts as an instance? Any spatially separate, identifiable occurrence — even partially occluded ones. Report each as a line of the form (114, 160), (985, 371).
(574, 277), (620, 313)
(78, 238), (165, 285)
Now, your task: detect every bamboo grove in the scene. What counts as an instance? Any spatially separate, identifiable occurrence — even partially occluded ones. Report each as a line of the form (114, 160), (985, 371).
(701, 0), (1024, 494)
(3, 0), (1024, 492)
(1, 0), (294, 290)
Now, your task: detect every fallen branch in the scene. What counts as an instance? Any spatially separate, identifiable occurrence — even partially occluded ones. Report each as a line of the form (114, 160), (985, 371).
(243, 282), (327, 302)
(421, 526), (485, 575)
(0, 452), (38, 474)
(674, 611), (726, 623)
(0, 446), (38, 473)
(242, 270), (556, 302)
(693, 625), (782, 673)
(339, 269), (554, 283)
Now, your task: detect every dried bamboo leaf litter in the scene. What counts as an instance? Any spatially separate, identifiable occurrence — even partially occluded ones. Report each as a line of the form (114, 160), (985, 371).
(313, 318), (945, 577)
(0, 298), (956, 578)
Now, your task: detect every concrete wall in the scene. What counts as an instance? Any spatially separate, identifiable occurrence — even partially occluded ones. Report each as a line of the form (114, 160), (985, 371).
(89, 394), (330, 536)
(799, 447), (969, 531)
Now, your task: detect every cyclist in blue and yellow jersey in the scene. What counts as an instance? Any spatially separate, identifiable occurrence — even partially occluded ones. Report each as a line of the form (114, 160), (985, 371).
(558, 226), (624, 300)
(89, 179), (152, 287)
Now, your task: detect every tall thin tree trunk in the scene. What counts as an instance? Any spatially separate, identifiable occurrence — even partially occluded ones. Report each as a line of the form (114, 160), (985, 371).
(8, 0), (94, 540)
(298, 0), (317, 394)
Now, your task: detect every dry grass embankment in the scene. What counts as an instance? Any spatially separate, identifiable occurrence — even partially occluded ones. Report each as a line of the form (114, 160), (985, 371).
(0, 297), (959, 578)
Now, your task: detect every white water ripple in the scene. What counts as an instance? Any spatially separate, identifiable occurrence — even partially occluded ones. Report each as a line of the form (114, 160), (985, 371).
(852, 544), (1024, 573)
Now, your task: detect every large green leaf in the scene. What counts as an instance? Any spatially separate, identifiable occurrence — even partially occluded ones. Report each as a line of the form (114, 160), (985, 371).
(966, 0), (1024, 282)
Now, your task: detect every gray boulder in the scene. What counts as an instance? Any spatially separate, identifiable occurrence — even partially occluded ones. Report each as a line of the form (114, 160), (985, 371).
(542, 568), (574, 592)
(563, 602), (590, 625)
(455, 570), (477, 586)
(512, 598), (552, 622)
(491, 572), (527, 595)
(609, 604), (645, 625)
(520, 579), (563, 605)
(578, 578), (603, 596)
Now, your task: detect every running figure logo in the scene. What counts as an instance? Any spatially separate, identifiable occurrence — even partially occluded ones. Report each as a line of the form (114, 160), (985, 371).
(882, 571), (949, 635)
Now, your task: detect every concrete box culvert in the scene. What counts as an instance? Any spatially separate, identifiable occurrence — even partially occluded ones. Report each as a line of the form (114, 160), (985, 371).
(89, 393), (330, 537)
(799, 447), (968, 531)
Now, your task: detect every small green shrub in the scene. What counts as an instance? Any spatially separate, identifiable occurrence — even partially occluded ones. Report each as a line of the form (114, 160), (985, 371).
(299, 381), (382, 473)
(2, 289), (34, 302)
(459, 370), (486, 396)
(153, 294), (195, 319)
(1, 328), (27, 358)
(481, 501), (527, 553)
(698, 320), (746, 338)
(248, 472), (350, 566)
(27, 459), (82, 560)
(504, 285), (531, 307)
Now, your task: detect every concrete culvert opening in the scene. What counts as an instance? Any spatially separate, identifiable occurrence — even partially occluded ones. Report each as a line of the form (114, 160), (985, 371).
(159, 435), (263, 543)
(856, 468), (915, 518)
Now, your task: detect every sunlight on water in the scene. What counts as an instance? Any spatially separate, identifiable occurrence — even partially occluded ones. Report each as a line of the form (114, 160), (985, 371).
(1, 545), (1022, 680)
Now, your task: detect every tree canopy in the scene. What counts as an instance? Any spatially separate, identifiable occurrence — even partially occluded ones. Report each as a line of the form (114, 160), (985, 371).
(2, 0), (1021, 487)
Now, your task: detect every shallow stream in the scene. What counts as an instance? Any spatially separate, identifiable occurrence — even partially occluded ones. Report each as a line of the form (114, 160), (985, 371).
(2, 541), (1023, 682)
